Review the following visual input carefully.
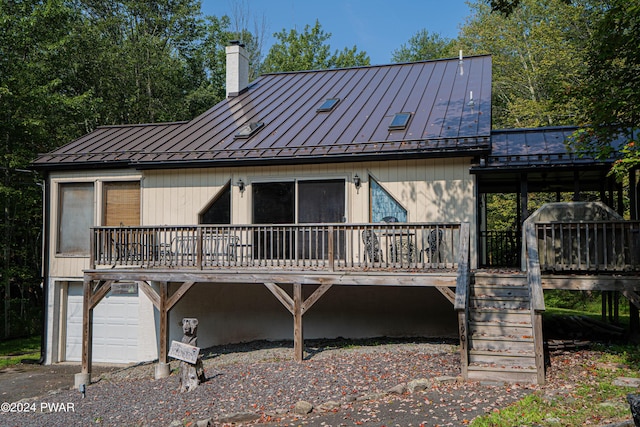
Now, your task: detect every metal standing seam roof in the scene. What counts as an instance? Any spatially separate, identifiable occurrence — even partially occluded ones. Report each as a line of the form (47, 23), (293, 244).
(32, 55), (493, 170)
(476, 126), (621, 171)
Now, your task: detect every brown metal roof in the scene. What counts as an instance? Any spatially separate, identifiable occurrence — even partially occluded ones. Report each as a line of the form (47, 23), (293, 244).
(32, 56), (493, 170)
(475, 126), (621, 171)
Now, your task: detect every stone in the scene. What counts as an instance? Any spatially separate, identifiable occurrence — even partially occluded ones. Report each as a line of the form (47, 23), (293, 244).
(434, 376), (459, 384)
(627, 394), (640, 427)
(318, 400), (341, 411)
(356, 392), (387, 402)
(387, 383), (407, 395)
(218, 412), (260, 423)
(196, 418), (212, 427)
(407, 378), (431, 393)
(615, 378), (640, 388)
(294, 400), (314, 415)
(168, 421), (183, 427)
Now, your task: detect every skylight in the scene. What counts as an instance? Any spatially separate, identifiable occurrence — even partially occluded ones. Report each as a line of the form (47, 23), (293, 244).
(317, 98), (340, 112)
(234, 121), (264, 139)
(389, 112), (412, 130)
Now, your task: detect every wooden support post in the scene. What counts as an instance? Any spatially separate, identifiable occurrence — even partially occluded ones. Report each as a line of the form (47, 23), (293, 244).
(76, 278), (94, 389)
(533, 313), (546, 385)
(81, 278), (93, 376)
(293, 283), (303, 362)
(159, 281), (168, 364)
(573, 171), (581, 201)
(155, 281), (171, 379)
(520, 174), (529, 222)
(458, 311), (468, 381)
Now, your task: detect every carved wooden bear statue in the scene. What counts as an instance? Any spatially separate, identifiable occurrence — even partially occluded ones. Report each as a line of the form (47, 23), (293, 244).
(179, 318), (206, 392)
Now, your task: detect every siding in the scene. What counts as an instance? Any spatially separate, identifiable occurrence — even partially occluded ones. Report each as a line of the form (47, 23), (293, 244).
(47, 158), (476, 279)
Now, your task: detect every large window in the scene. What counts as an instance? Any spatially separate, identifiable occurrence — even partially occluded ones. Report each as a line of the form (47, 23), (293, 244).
(200, 182), (231, 224)
(370, 177), (407, 222)
(252, 179), (345, 259)
(58, 182), (94, 255)
(103, 181), (140, 226)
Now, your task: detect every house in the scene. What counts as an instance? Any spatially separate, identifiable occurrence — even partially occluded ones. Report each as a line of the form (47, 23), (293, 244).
(31, 43), (640, 386)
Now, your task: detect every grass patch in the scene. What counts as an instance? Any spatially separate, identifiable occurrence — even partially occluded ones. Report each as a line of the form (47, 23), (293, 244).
(0, 335), (41, 369)
(471, 344), (640, 426)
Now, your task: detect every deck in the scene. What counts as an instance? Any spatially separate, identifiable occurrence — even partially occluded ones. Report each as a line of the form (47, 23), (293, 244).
(76, 220), (640, 387)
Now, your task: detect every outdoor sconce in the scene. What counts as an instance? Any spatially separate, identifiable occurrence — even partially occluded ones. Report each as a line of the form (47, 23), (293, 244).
(353, 174), (361, 190)
(236, 178), (245, 193)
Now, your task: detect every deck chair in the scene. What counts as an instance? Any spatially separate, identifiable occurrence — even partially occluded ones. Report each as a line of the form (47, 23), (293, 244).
(362, 229), (383, 263)
(421, 228), (444, 263)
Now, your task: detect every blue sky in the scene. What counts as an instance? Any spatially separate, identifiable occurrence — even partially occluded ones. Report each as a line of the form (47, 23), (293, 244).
(201, 0), (473, 65)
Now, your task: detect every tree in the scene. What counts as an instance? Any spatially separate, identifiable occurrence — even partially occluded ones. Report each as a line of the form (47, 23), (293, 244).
(572, 0), (640, 177)
(391, 29), (456, 63)
(0, 0), (90, 337)
(261, 20), (370, 73)
(459, 0), (590, 128)
(78, 0), (210, 124)
(0, 0), (239, 338)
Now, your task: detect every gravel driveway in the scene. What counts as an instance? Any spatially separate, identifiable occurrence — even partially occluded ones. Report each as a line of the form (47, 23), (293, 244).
(0, 338), (620, 427)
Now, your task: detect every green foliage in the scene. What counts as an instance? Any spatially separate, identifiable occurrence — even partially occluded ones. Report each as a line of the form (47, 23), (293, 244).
(0, 335), (40, 368)
(0, 0), (238, 339)
(460, 0), (589, 128)
(472, 344), (640, 426)
(261, 20), (370, 73)
(391, 29), (456, 63)
(571, 1), (640, 177)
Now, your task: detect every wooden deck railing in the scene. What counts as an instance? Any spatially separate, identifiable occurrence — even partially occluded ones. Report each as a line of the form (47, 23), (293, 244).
(90, 223), (462, 271)
(535, 221), (640, 273)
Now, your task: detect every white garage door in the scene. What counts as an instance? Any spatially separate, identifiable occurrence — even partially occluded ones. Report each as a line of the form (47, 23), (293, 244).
(66, 283), (140, 363)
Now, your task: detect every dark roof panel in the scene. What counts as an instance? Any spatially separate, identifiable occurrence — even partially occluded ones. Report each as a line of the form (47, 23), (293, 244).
(479, 126), (621, 170)
(33, 56), (493, 169)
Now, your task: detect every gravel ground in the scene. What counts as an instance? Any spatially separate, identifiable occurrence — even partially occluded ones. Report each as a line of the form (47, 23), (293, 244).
(0, 338), (628, 427)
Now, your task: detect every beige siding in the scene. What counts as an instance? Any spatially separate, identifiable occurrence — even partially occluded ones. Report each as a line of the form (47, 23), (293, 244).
(47, 158), (476, 279)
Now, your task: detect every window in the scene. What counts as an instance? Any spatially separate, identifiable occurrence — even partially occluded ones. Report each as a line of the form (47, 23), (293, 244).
(389, 112), (412, 130)
(317, 98), (340, 112)
(252, 180), (346, 259)
(199, 182), (231, 224)
(253, 182), (295, 224)
(103, 181), (140, 226)
(234, 121), (264, 139)
(58, 182), (94, 255)
(369, 177), (407, 222)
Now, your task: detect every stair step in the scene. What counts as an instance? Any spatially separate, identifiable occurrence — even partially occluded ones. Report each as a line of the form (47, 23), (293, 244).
(470, 299), (530, 310)
(469, 310), (532, 324)
(469, 322), (533, 337)
(473, 274), (527, 286)
(469, 352), (537, 368)
(467, 366), (539, 384)
(471, 286), (530, 298)
(469, 338), (535, 352)
(470, 334), (534, 342)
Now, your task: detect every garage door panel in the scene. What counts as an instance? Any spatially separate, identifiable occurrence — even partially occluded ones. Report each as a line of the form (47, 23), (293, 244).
(66, 283), (139, 363)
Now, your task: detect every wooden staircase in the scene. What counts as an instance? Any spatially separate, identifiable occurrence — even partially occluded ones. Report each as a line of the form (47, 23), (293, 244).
(463, 274), (543, 384)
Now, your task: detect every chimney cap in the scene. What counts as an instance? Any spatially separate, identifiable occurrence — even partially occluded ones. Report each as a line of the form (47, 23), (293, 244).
(229, 40), (245, 48)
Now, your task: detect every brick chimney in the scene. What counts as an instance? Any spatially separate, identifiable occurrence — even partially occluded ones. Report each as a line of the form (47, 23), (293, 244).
(226, 41), (249, 97)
